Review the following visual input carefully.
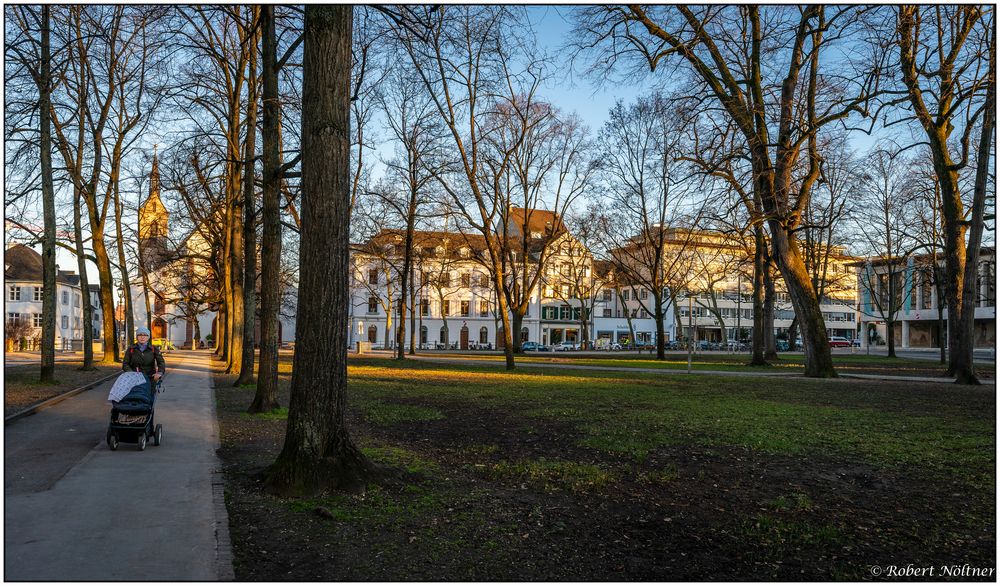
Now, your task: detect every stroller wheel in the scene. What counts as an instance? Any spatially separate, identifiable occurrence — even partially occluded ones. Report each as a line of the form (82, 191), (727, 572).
(137, 432), (147, 451)
(107, 432), (119, 451)
(153, 424), (162, 446)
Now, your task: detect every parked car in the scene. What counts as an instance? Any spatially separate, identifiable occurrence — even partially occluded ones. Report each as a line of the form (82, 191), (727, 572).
(521, 341), (544, 352)
(556, 341), (580, 351)
(829, 336), (852, 348)
(776, 340), (790, 352)
(851, 339), (861, 348)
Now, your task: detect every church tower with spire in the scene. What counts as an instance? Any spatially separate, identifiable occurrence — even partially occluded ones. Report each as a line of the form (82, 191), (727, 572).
(139, 148), (170, 269)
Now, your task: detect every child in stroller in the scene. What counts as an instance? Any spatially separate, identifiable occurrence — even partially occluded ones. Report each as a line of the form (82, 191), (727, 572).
(107, 374), (163, 451)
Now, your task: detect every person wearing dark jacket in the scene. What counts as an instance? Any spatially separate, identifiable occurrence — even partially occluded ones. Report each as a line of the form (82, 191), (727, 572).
(122, 326), (166, 381)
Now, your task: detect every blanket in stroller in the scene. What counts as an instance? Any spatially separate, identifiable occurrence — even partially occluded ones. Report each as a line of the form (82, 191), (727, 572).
(108, 372), (153, 408)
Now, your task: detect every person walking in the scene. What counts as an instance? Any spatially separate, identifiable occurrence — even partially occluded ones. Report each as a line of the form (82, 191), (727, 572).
(122, 326), (166, 381)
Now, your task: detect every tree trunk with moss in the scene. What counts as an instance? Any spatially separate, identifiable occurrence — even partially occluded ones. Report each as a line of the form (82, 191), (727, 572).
(266, 5), (374, 496)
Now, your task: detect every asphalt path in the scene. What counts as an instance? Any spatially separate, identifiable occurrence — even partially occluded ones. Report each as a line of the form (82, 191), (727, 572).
(4, 350), (232, 581)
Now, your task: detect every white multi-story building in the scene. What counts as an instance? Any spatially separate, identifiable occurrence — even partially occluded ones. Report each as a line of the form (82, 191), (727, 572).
(350, 218), (860, 350)
(4, 243), (103, 350)
(856, 248), (995, 349)
(350, 208), (590, 349)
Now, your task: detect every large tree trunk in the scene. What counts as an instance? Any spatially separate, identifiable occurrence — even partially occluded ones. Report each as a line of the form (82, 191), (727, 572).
(236, 11), (261, 387)
(250, 4), (282, 413)
(228, 179), (245, 373)
(511, 310), (524, 354)
(113, 180), (134, 348)
(73, 185), (94, 368)
(768, 225), (835, 377)
(763, 262), (778, 360)
(266, 5), (374, 496)
(87, 222), (119, 363)
(954, 64), (994, 384)
(39, 5), (56, 383)
(654, 297), (666, 360)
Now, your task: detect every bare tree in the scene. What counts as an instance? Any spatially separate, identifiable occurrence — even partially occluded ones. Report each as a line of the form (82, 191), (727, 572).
(591, 95), (703, 360)
(385, 6), (556, 370)
(896, 5), (995, 384)
(853, 146), (918, 357)
(5, 6), (59, 380)
(266, 5), (375, 496)
(576, 6), (890, 377)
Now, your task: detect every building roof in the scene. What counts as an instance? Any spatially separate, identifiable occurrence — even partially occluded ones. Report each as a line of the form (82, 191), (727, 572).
(847, 246), (995, 268)
(507, 207), (567, 238)
(354, 229), (491, 261)
(4, 244), (81, 286)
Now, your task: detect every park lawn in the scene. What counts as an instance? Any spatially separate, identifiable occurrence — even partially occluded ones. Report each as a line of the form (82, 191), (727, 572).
(215, 355), (995, 581)
(421, 351), (977, 378)
(3, 361), (120, 417)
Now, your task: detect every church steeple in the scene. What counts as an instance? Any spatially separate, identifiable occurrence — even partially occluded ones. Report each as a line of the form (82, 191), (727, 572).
(139, 146), (170, 268)
(149, 145), (160, 200)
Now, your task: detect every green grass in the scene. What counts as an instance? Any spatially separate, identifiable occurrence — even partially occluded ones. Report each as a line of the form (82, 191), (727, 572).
(485, 458), (617, 493)
(356, 399), (445, 426)
(345, 358), (994, 488)
(241, 407), (289, 420)
(421, 351), (976, 376)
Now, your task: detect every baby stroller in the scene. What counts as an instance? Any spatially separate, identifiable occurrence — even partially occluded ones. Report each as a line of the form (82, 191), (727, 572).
(106, 375), (163, 451)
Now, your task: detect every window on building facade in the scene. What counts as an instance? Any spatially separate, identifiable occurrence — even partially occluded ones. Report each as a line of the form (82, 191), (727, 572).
(460, 300), (470, 316)
(62, 291), (68, 305)
(33, 287), (43, 301)
(439, 326), (448, 344)
(622, 289), (630, 300)
(603, 308), (611, 318)
(479, 300), (489, 317)
(460, 247), (469, 258)
(74, 317), (80, 329)
(640, 289), (648, 300)
(8, 312), (21, 323)
(74, 293), (80, 307)
(61, 315), (69, 329)
(421, 298), (429, 316)
(442, 300), (450, 316)
(154, 295), (165, 314)
(33, 313), (42, 327)
(9, 286), (21, 301)
(369, 269), (379, 285)
(603, 290), (612, 301)
(561, 284), (570, 298)
(368, 296), (378, 314)
(461, 273), (471, 288)
(420, 325), (428, 344)
(631, 309), (638, 318)
(479, 326), (488, 344)
(641, 309), (649, 319)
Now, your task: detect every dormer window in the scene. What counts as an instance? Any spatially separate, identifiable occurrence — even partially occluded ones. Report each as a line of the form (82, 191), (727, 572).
(460, 247), (469, 258)
(435, 246), (445, 258)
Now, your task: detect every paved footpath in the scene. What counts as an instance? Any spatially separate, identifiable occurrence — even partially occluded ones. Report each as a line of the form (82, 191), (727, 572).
(4, 350), (233, 581)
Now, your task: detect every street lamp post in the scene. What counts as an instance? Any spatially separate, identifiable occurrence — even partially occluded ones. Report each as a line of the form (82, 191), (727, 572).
(736, 273), (742, 353)
(687, 294), (693, 374)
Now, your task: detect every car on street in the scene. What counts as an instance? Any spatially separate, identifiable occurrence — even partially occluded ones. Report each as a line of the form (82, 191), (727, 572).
(521, 341), (546, 352)
(555, 341), (580, 351)
(776, 340), (790, 351)
(829, 336), (852, 348)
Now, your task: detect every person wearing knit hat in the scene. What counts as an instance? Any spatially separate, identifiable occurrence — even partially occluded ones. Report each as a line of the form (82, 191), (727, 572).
(123, 326), (165, 380)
